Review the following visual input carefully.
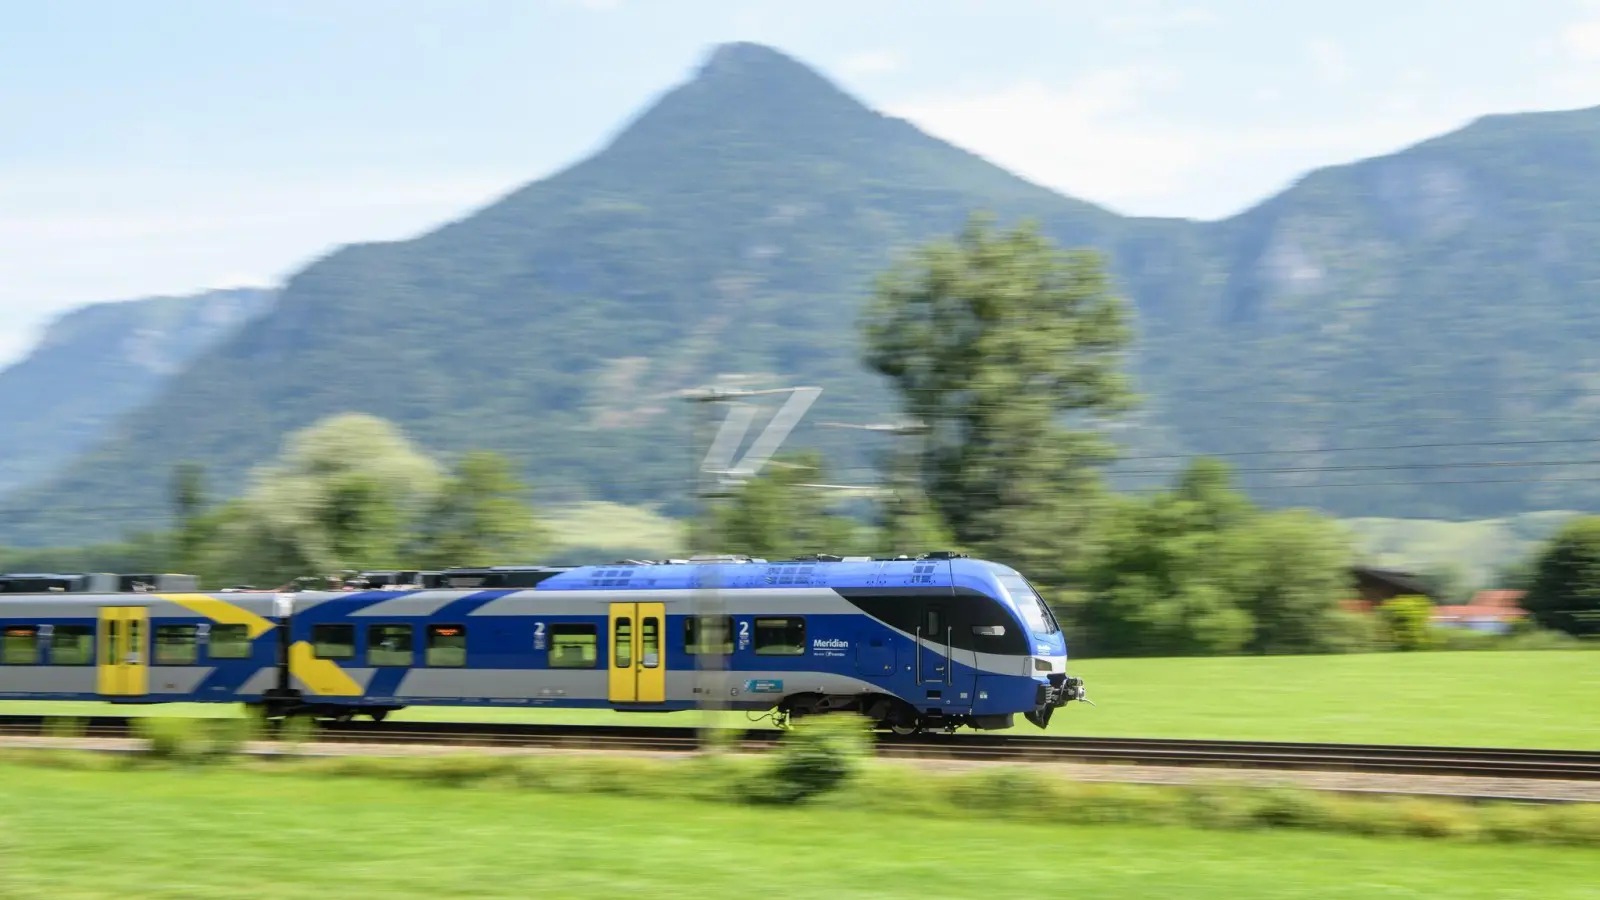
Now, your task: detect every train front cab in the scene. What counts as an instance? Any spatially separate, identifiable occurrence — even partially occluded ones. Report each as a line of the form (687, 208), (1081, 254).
(983, 566), (1086, 729)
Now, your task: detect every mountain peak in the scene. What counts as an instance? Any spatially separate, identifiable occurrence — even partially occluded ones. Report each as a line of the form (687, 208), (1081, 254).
(696, 41), (808, 78)
(572, 40), (946, 190)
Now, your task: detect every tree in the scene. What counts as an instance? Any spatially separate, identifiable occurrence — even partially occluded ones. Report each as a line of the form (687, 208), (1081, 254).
(1083, 490), (1254, 657)
(1524, 516), (1600, 636)
(1379, 594), (1434, 651)
(861, 213), (1134, 585)
(410, 451), (545, 569)
(1082, 459), (1357, 657)
(1230, 509), (1356, 655)
(201, 413), (445, 584)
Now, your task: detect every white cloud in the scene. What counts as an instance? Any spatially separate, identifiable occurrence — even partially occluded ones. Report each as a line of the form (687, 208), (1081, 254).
(888, 66), (1477, 219)
(1095, 1), (1216, 36)
(1563, 9), (1600, 59)
(1308, 38), (1353, 86)
(839, 50), (901, 77)
(1545, 2), (1600, 103)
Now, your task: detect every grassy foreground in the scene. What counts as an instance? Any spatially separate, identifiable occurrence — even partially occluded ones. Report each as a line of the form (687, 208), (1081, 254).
(5, 649), (1596, 748)
(0, 757), (1595, 900)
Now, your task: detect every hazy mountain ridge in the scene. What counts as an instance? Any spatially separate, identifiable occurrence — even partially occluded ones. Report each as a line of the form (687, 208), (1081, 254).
(3, 42), (1599, 545)
(0, 287), (275, 498)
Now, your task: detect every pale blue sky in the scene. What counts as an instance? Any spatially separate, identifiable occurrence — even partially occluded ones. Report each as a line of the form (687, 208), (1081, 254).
(4, 0), (1600, 364)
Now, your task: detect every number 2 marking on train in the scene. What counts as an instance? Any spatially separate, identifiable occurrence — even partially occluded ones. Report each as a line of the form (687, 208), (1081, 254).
(738, 620), (750, 650)
(533, 622), (546, 650)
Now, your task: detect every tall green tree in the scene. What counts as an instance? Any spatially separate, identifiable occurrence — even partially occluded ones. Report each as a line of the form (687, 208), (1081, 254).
(861, 213), (1134, 585)
(199, 413), (445, 585)
(1524, 516), (1600, 636)
(410, 450), (545, 569)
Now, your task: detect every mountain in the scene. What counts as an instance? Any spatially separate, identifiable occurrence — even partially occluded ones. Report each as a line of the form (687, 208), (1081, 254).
(4, 42), (1600, 545)
(1140, 109), (1600, 518)
(0, 287), (273, 498)
(0, 43), (1131, 545)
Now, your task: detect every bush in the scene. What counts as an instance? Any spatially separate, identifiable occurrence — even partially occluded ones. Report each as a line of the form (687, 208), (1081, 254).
(1380, 595), (1434, 651)
(1427, 627), (1501, 652)
(742, 714), (871, 804)
(132, 718), (203, 760)
(1323, 609), (1389, 654)
(1497, 628), (1585, 651)
(201, 717), (262, 757)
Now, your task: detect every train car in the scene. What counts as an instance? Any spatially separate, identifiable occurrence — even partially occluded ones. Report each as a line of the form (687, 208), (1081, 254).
(278, 553), (1087, 732)
(0, 573), (285, 705)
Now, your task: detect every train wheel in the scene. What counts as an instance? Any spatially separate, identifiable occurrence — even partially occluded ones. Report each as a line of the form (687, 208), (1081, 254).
(888, 721), (922, 736)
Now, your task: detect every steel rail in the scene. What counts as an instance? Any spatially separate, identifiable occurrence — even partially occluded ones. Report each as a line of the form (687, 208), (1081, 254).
(2, 715), (1598, 781)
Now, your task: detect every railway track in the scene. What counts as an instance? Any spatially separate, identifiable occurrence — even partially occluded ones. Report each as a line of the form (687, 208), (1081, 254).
(2, 714), (1598, 781)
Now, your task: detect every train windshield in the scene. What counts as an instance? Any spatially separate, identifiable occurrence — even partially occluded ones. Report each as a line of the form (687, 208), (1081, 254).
(999, 574), (1059, 635)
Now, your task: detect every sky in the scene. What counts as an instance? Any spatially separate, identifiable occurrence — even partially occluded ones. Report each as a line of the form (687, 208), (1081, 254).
(4, 0), (1600, 366)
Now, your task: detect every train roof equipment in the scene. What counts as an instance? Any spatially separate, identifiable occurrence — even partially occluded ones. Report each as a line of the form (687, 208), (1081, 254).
(0, 572), (199, 593)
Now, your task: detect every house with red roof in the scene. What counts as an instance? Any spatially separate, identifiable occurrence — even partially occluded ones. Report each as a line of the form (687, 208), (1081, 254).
(1432, 589), (1528, 634)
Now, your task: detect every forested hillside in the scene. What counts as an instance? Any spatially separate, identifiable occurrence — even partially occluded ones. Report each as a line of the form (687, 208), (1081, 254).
(5, 42), (1600, 545)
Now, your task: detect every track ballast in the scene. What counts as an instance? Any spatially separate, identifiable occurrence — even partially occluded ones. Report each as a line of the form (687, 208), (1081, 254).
(2, 715), (1597, 781)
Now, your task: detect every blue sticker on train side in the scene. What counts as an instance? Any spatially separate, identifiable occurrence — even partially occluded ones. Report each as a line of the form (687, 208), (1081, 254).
(745, 679), (784, 693)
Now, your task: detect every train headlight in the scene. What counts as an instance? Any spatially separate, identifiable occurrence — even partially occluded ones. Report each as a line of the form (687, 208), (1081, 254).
(1033, 657), (1052, 672)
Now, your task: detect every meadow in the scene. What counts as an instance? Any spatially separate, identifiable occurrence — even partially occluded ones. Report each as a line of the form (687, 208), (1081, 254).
(0, 757), (1594, 900)
(3, 649), (1595, 748)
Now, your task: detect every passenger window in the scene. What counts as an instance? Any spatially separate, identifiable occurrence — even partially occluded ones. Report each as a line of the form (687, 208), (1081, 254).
(367, 624), (413, 667)
(154, 625), (198, 665)
(312, 624), (355, 659)
(1, 626), (38, 665)
(426, 625), (466, 667)
(549, 624), (597, 668)
(754, 617), (805, 656)
(208, 624), (251, 659)
(642, 616), (660, 668)
(50, 625), (93, 665)
(685, 616), (733, 654)
(613, 617), (632, 668)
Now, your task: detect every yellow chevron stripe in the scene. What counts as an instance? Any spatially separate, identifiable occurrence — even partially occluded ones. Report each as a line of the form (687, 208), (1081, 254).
(288, 640), (363, 696)
(158, 593), (275, 639)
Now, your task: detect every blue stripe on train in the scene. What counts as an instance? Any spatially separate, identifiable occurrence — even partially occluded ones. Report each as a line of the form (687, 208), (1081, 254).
(353, 590), (514, 700)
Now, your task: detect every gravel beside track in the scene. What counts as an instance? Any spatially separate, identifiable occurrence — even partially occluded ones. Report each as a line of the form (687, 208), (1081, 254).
(3, 714), (1598, 803)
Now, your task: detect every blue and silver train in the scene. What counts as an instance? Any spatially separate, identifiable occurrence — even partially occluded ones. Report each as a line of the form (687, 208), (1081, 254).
(0, 554), (1087, 733)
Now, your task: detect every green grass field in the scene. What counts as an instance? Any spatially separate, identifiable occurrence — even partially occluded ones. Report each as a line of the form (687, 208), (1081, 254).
(0, 761), (1592, 899)
(3, 650), (1595, 748)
